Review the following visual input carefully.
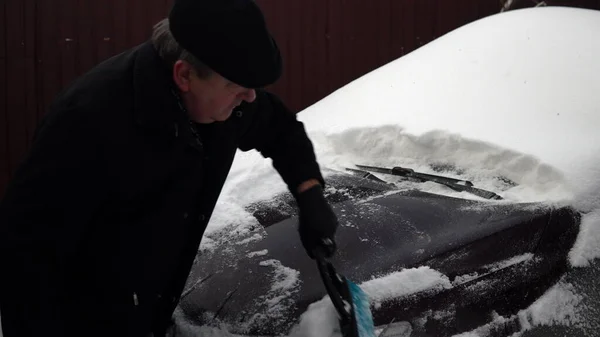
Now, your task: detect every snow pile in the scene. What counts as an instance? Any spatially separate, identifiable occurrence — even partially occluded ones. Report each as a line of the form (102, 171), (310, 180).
(519, 282), (583, 328)
(235, 259), (302, 331)
(288, 266), (450, 337)
(360, 266), (452, 308)
(567, 151), (600, 267)
(570, 210), (600, 267)
(200, 198), (262, 253)
(455, 281), (585, 337)
(287, 296), (339, 337)
(307, 126), (572, 203)
(258, 259), (301, 306)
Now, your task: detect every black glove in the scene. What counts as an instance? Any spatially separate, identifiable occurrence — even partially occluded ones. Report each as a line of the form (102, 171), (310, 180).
(296, 184), (339, 259)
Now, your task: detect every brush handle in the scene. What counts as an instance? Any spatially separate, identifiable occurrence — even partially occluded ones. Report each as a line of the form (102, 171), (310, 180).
(314, 249), (352, 323)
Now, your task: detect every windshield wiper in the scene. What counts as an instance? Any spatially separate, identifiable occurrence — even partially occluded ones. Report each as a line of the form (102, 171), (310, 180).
(353, 164), (503, 200)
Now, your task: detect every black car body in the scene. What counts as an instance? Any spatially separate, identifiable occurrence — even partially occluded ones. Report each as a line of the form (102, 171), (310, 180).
(178, 168), (580, 336)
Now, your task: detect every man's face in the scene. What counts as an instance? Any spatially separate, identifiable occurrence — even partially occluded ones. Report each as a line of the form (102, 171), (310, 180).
(174, 60), (257, 124)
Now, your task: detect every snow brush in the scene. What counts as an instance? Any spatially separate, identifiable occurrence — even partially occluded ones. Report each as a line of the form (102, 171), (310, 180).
(314, 246), (377, 337)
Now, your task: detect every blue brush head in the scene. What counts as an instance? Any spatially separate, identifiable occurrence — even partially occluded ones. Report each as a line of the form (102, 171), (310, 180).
(347, 280), (377, 337)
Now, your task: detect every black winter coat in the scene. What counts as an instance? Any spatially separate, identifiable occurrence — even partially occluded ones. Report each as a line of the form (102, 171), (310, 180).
(0, 41), (324, 337)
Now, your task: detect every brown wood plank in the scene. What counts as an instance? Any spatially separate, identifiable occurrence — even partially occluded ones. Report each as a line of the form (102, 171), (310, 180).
(281, 0), (293, 102)
(0, 1), (6, 59)
(377, 0), (393, 66)
(478, 0), (499, 18)
(59, 0), (78, 89)
(414, 0), (436, 49)
(276, 0), (291, 103)
(436, 0), (456, 37)
(129, 0), (148, 47)
(448, 0), (464, 33)
(355, 0), (370, 75)
(350, 0), (366, 82)
(339, 0), (355, 87)
(148, 0), (168, 29)
(23, 0), (35, 59)
(329, 0), (344, 88)
(5, 0), (28, 176)
(164, 0), (174, 15)
(344, 0), (358, 82)
(459, 0), (472, 28)
(294, 0), (306, 111)
(24, 55), (37, 151)
(279, 0), (294, 108)
(322, 0), (334, 97)
(32, 0), (44, 123)
(112, 0), (129, 54)
(466, 0), (481, 24)
(340, 0), (353, 88)
(94, 0), (111, 64)
(105, 0), (117, 56)
(23, 0), (37, 149)
(456, 0), (474, 30)
(327, 0), (344, 94)
(300, 0), (316, 110)
(402, 0), (416, 56)
(298, 0), (312, 110)
(354, 1), (380, 77)
(77, 0), (98, 74)
(140, 0), (153, 42)
(37, 0), (61, 116)
(274, 0), (297, 111)
(258, 0), (289, 105)
(0, 58), (8, 197)
(306, 0), (329, 108)
(370, 1), (386, 70)
(389, 0), (405, 58)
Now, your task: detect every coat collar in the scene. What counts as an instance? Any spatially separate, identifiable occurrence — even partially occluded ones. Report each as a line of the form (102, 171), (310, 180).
(132, 41), (185, 137)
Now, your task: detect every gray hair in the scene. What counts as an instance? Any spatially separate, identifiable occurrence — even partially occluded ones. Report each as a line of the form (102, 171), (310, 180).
(151, 18), (213, 78)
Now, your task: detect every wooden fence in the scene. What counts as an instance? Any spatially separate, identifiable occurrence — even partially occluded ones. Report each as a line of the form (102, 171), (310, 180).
(1, 0), (599, 197)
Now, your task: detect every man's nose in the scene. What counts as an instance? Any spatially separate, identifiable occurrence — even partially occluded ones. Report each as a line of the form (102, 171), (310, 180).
(242, 89), (256, 103)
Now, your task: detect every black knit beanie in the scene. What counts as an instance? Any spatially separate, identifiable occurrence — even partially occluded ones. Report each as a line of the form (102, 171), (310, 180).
(168, 0), (282, 89)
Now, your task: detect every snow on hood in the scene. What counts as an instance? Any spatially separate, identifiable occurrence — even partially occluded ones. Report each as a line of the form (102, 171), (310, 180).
(195, 6), (600, 337)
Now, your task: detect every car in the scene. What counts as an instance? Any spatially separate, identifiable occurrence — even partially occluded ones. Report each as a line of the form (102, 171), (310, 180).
(174, 6), (599, 337)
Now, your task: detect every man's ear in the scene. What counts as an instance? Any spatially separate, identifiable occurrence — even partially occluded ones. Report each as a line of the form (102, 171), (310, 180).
(173, 60), (192, 92)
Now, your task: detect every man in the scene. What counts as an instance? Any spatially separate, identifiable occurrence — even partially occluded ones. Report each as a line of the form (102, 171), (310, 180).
(0, 0), (338, 336)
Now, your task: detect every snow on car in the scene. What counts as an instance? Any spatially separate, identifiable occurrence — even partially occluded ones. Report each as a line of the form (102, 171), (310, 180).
(174, 6), (600, 337)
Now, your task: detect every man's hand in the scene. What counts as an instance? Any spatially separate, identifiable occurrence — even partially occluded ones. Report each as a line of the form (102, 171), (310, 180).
(296, 182), (338, 259)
